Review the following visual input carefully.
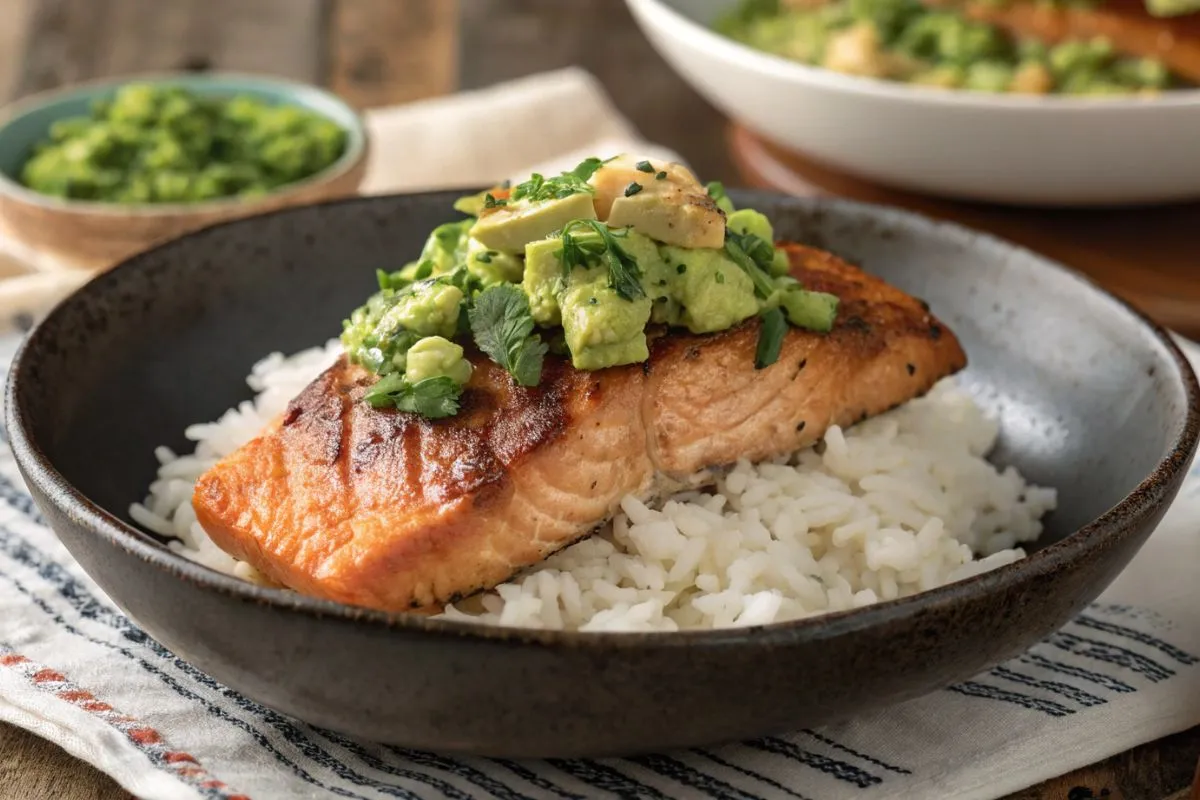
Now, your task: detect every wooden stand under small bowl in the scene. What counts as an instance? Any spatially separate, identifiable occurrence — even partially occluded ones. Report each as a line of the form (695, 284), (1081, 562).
(727, 123), (1200, 341)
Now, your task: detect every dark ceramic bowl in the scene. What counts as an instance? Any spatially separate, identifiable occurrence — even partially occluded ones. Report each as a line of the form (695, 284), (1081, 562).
(6, 191), (1198, 758)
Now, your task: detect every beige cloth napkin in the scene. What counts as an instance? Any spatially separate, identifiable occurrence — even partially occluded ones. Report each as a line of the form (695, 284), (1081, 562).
(0, 67), (682, 328)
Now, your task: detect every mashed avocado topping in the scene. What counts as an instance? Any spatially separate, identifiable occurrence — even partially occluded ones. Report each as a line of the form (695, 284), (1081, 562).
(341, 155), (840, 419)
(20, 83), (347, 203)
(717, 0), (1181, 94)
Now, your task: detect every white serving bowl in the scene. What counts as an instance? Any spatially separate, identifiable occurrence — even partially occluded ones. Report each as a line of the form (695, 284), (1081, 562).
(626, 0), (1200, 206)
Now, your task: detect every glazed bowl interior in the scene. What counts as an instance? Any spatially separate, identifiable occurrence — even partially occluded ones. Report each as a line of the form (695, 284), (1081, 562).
(16, 190), (1192, 575)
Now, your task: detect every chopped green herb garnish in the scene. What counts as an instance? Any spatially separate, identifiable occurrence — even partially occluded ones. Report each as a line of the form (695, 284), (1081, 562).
(715, 272), (726, 284)
(754, 307), (787, 369)
(483, 192), (505, 209)
(724, 232), (776, 299)
(468, 284), (548, 387)
(655, 171), (667, 180)
(635, 160), (655, 173)
(508, 156), (610, 204)
(476, 251), (494, 263)
(676, 264), (687, 274)
(560, 220), (645, 301)
(624, 182), (643, 197)
(364, 374), (462, 418)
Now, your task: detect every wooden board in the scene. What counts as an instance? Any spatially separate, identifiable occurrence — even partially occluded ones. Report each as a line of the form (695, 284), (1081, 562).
(328, 0), (458, 109)
(13, 0), (326, 94)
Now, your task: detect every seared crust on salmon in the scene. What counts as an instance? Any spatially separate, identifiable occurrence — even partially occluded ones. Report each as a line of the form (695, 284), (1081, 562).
(192, 244), (967, 612)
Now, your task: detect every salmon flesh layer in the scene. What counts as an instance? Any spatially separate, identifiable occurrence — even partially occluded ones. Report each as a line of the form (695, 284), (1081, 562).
(192, 244), (968, 612)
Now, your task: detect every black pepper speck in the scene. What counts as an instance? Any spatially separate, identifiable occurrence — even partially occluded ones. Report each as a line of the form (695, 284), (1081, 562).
(906, 363), (916, 376)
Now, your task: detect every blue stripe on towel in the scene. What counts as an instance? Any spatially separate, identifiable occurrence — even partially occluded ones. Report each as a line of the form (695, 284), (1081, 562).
(745, 737), (882, 788)
(946, 682), (1074, 717)
(989, 666), (1107, 708)
(1073, 615), (1199, 665)
(1018, 653), (1136, 694)
(1048, 632), (1175, 682)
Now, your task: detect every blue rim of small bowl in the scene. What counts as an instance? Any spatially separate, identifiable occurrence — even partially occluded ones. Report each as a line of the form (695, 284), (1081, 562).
(628, 0), (1200, 109)
(0, 71), (368, 216)
(6, 190), (1199, 648)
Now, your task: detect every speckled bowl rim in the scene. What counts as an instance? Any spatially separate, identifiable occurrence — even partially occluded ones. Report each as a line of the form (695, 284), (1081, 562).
(0, 71), (369, 216)
(7, 190), (1199, 650)
(629, 0), (1200, 109)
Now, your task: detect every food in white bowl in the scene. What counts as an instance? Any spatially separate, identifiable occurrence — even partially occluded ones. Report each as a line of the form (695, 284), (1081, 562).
(716, 0), (1196, 95)
(625, 0), (1200, 205)
(130, 156), (1056, 630)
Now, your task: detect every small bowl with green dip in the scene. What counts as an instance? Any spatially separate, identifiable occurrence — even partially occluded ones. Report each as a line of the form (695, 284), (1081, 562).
(0, 73), (369, 270)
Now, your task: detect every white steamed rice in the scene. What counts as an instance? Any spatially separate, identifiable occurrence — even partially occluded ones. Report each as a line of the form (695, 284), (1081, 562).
(132, 341), (1057, 632)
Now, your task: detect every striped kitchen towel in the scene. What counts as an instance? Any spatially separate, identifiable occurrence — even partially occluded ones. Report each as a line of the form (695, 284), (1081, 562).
(2, 67), (1200, 800)
(0, 337), (1199, 800)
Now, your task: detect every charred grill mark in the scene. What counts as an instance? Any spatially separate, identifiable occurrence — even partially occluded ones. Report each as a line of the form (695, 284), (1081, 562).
(845, 315), (872, 333)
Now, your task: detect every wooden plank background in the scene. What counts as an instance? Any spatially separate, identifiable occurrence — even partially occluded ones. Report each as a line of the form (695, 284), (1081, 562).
(0, 0), (1193, 798)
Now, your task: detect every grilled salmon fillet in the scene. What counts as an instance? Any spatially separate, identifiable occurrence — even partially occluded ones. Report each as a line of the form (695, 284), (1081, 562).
(192, 244), (967, 612)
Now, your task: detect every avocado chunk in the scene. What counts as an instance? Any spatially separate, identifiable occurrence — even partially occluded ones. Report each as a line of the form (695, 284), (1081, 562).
(588, 155), (726, 249)
(466, 237), (523, 285)
(405, 336), (473, 385)
(522, 237), (568, 325)
(470, 192), (596, 254)
(663, 246), (759, 334)
(606, 190), (726, 250)
(726, 208), (773, 241)
(377, 280), (464, 340)
(773, 279), (840, 333)
(417, 219), (472, 275)
(620, 228), (679, 325)
(560, 269), (652, 370)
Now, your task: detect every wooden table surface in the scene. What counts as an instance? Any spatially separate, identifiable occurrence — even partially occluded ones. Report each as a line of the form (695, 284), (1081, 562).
(0, 1), (1197, 798)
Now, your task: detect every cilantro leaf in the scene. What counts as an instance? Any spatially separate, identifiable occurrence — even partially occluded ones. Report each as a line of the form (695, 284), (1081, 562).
(560, 219), (645, 302)
(754, 307), (787, 370)
(509, 156), (612, 204)
(364, 374), (462, 419)
(468, 284), (547, 386)
(569, 156), (608, 182)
